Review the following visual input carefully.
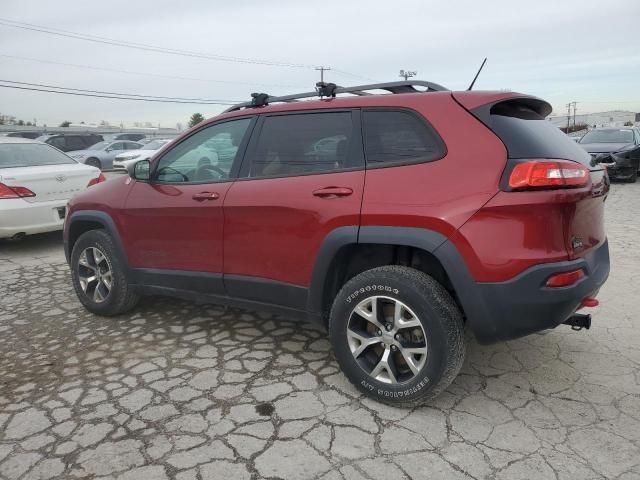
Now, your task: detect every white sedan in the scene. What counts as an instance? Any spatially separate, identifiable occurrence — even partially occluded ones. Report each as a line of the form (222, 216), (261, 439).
(0, 137), (104, 239)
(113, 138), (174, 171)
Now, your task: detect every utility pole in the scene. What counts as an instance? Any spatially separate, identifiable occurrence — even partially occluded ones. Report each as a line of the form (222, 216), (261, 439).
(399, 69), (417, 81)
(315, 66), (331, 83)
(565, 101), (577, 131)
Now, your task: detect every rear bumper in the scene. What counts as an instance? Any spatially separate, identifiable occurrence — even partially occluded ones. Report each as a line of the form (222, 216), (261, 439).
(461, 240), (610, 343)
(0, 198), (67, 239)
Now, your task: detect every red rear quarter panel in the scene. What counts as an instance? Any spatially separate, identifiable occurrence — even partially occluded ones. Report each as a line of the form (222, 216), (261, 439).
(360, 93), (507, 238)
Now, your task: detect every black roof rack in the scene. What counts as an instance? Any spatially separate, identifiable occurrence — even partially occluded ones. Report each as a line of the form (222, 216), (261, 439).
(223, 80), (449, 113)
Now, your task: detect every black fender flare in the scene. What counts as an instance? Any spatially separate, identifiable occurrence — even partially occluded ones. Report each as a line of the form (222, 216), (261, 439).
(307, 225), (490, 338)
(64, 210), (128, 265)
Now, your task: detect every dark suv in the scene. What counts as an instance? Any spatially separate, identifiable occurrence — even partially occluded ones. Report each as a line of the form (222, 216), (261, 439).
(36, 133), (103, 152)
(64, 81), (610, 405)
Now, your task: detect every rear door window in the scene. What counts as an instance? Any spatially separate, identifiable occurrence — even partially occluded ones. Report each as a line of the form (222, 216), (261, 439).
(248, 111), (361, 178)
(362, 110), (446, 166)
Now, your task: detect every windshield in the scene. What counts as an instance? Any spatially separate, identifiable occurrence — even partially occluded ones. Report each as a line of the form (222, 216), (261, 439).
(579, 129), (634, 144)
(145, 139), (171, 150)
(88, 141), (108, 150)
(0, 143), (77, 168)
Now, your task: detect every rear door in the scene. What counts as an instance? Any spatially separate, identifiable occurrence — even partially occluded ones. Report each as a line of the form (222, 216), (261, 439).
(222, 110), (365, 308)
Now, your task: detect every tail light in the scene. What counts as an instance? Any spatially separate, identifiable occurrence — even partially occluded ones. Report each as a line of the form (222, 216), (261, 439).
(0, 182), (36, 199)
(87, 173), (106, 187)
(508, 160), (589, 190)
(546, 269), (584, 288)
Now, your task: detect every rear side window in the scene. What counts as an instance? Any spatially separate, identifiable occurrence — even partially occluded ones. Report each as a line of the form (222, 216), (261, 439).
(363, 110), (446, 166)
(249, 112), (360, 178)
(484, 101), (591, 166)
(66, 136), (86, 151)
(0, 144), (76, 168)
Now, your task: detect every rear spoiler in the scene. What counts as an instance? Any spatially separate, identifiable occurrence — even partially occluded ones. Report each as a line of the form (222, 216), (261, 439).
(453, 91), (552, 123)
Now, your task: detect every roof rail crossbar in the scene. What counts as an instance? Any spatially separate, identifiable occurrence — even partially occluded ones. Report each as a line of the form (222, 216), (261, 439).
(223, 80), (449, 112)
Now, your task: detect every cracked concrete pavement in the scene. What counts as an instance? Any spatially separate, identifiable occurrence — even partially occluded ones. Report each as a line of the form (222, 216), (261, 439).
(0, 182), (639, 480)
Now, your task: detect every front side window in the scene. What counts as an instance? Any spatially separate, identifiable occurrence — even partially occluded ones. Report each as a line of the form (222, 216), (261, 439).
(110, 142), (126, 151)
(154, 118), (251, 183)
(363, 110), (445, 166)
(125, 142), (142, 150)
(249, 112), (357, 178)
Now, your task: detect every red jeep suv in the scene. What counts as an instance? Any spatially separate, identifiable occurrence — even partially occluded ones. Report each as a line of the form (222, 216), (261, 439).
(64, 81), (610, 405)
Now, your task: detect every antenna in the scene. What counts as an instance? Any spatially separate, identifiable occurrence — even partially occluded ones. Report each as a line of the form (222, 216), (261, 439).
(467, 58), (487, 91)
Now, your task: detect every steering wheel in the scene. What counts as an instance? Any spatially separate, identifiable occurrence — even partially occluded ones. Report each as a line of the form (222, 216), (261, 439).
(156, 166), (189, 182)
(195, 164), (226, 181)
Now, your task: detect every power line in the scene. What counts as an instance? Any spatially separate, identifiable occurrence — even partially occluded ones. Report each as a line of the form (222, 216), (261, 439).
(0, 54), (307, 89)
(0, 79), (241, 102)
(0, 18), (372, 83)
(0, 18), (314, 68)
(0, 80), (240, 105)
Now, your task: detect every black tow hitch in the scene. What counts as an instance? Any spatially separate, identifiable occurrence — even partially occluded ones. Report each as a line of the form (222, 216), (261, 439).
(563, 313), (592, 331)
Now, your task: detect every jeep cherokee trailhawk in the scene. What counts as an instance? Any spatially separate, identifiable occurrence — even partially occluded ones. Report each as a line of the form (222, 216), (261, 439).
(64, 81), (610, 405)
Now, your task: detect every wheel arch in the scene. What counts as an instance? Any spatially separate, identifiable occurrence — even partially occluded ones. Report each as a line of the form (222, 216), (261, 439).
(308, 226), (483, 327)
(64, 210), (127, 265)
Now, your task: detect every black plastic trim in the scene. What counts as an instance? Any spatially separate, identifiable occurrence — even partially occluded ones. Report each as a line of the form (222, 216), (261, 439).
(131, 268), (224, 295)
(225, 274), (308, 310)
(307, 226), (360, 314)
(64, 210), (126, 264)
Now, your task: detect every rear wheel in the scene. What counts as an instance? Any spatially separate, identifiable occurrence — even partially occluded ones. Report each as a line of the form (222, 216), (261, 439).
(70, 230), (139, 316)
(329, 266), (465, 406)
(85, 157), (101, 169)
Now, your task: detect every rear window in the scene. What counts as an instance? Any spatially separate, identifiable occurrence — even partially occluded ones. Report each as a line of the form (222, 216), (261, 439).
(579, 129), (634, 144)
(363, 110), (446, 166)
(483, 101), (591, 166)
(0, 143), (77, 168)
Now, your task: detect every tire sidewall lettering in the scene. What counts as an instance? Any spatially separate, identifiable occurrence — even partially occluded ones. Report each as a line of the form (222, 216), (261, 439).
(345, 284), (399, 304)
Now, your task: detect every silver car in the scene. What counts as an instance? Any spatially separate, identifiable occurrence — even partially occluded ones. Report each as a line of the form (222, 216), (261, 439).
(67, 141), (143, 170)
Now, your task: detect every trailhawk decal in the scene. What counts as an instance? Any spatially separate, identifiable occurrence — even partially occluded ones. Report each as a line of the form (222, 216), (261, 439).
(345, 284), (399, 303)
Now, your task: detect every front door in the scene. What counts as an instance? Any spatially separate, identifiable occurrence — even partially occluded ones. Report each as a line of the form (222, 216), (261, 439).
(223, 110), (365, 308)
(121, 117), (254, 293)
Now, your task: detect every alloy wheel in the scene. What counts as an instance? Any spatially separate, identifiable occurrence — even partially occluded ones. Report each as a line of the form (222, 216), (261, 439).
(347, 295), (428, 384)
(77, 247), (113, 303)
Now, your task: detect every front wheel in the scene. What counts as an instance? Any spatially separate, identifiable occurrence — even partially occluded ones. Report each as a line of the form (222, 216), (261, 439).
(329, 266), (465, 406)
(70, 230), (139, 316)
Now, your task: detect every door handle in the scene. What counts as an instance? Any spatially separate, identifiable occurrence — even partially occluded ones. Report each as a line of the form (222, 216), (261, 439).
(192, 192), (220, 201)
(312, 187), (354, 198)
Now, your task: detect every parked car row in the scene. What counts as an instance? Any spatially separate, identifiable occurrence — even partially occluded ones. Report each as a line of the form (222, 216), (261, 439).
(0, 136), (105, 240)
(575, 127), (640, 182)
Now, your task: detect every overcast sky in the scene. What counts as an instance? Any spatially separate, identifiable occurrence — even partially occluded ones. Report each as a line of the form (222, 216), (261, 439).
(0, 0), (638, 128)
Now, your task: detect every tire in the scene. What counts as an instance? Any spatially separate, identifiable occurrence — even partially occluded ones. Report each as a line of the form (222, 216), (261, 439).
(329, 266), (465, 407)
(70, 229), (139, 316)
(85, 157), (101, 169)
(628, 165), (638, 183)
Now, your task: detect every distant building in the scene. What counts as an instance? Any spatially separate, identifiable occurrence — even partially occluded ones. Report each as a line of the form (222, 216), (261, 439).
(549, 110), (638, 129)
